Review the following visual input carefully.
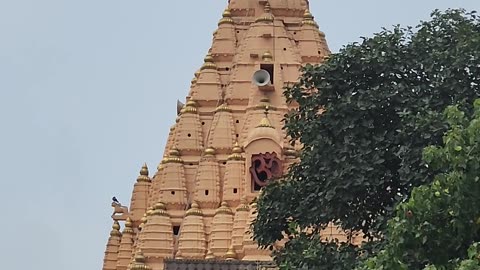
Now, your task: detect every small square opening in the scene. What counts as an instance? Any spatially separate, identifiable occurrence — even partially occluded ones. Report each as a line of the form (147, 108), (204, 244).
(173, 226), (180, 236)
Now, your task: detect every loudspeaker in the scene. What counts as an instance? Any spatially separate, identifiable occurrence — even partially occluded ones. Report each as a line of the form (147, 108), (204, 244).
(252, 69), (271, 87)
(177, 100), (184, 115)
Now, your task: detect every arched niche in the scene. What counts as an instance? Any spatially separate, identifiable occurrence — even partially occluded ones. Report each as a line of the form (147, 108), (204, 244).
(243, 137), (283, 202)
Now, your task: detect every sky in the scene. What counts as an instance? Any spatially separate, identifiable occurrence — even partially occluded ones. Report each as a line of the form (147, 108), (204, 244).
(0, 0), (478, 269)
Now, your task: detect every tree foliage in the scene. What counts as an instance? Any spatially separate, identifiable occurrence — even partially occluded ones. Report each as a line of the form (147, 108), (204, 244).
(253, 9), (480, 269)
(359, 101), (480, 269)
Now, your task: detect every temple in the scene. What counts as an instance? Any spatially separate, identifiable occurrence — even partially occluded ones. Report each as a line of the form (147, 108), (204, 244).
(101, 1), (354, 269)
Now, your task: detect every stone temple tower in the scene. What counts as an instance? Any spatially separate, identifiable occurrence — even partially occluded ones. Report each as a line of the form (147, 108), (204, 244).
(101, 1), (334, 269)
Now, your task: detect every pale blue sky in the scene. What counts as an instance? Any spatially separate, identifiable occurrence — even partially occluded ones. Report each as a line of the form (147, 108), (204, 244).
(0, 1), (478, 269)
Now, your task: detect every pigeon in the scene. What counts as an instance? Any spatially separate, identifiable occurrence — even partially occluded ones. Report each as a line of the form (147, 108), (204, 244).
(112, 196), (119, 203)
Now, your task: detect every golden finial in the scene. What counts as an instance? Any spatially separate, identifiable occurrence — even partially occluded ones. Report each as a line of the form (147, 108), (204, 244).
(200, 53), (217, 70)
(215, 103), (232, 113)
(112, 220), (121, 230)
(205, 249), (215, 260)
(123, 217), (134, 234)
(130, 250), (151, 270)
(225, 245), (237, 260)
(110, 220), (122, 237)
(233, 141), (242, 152)
(284, 147), (298, 158)
(215, 201), (234, 215)
(186, 201), (203, 217)
(137, 163), (150, 182)
(303, 9), (314, 20)
(236, 196), (250, 212)
(262, 51), (273, 62)
(165, 148), (183, 164)
(204, 147), (216, 156)
(223, 8), (232, 18)
(218, 8), (234, 26)
(140, 163), (148, 176)
(181, 99), (198, 114)
(228, 141), (244, 161)
(151, 202), (169, 217)
(125, 217), (133, 227)
(257, 106), (274, 128)
(169, 148), (180, 156)
(146, 206), (154, 216)
(256, 2), (274, 23)
(302, 9), (319, 28)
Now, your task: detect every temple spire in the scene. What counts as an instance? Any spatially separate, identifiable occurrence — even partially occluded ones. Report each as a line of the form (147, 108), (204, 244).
(231, 197), (250, 258)
(177, 202), (207, 259)
(194, 148), (221, 209)
(129, 164), (151, 227)
(101, 2), (332, 267)
(223, 142), (245, 207)
(102, 221), (122, 270)
(137, 202), (174, 268)
(116, 218), (135, 270)
(210, 202), (235, 258)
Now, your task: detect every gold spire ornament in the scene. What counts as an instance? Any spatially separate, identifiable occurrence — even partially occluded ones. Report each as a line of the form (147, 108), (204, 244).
(200, 54), (217, 70)
(256, 3), (274, 23)
(257, 106), (274, 128)
(302, 9), (319, 28)
(130, 250), (151, 270)
(110, 221), (122, 237)
(136, 163), (150, 183)
(218, 8), (234, 26)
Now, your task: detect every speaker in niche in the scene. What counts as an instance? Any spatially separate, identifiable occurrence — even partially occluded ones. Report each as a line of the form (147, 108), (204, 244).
(252, 69), (271, 87)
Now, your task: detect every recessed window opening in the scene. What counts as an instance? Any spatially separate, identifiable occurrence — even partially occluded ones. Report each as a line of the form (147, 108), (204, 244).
(187, 133), (192, 137)
(236, 120), (240, 123)
(202, 122), (205, 125)
(171, 191), (175, 195)
(260, 64), (274, 83)
(233, 188), (238, 194)
(173, 226), (180, 236)
(205, 190), (209, 196)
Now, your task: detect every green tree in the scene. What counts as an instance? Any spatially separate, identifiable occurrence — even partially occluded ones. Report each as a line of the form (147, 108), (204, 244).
(253, 9), (480, 269)
(359, 101), (480, 269)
